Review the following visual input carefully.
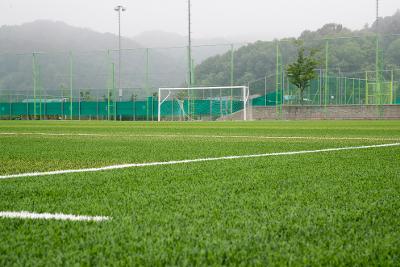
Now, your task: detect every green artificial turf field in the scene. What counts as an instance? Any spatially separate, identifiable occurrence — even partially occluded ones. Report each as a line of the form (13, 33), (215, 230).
(0, 120), (399, 266)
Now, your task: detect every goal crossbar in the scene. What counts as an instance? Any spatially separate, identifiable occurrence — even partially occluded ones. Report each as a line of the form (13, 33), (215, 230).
(159, 86), (248, 91)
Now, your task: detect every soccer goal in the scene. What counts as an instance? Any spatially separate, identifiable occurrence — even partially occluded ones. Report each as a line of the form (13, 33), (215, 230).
(157, 86), (249, 121)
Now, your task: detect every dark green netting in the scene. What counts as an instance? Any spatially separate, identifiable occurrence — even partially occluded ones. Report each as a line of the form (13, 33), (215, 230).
(252, 92), (280, 106)
(0, 98), (245, 120)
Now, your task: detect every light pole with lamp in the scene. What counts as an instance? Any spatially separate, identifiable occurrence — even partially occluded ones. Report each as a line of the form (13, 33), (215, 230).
(115, 5), (126, 120)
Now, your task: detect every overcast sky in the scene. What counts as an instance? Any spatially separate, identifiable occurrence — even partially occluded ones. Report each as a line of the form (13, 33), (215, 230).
(1, 0), (400, 41)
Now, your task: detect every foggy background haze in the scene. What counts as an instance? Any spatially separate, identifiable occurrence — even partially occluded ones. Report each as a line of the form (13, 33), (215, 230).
(1, 0), (400, 42)
(0, 0), (400, 116)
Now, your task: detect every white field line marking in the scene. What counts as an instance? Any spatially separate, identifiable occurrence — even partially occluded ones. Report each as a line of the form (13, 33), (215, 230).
(0, 132), (399, 141)
(0, 211), (110, 222)
(0, 143), (399, 180)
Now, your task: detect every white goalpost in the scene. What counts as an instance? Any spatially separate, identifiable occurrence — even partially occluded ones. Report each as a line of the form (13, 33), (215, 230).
(158, 86), (249, 122)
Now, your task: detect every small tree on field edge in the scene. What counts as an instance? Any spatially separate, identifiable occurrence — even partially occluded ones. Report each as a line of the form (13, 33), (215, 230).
(286, 45), (319, 105)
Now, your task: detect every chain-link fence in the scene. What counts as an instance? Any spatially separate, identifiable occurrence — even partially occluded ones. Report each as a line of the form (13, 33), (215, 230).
(1, 35), (399, 120)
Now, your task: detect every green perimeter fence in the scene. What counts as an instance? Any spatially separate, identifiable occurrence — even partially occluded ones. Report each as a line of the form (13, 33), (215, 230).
(1, 34), (400, 120)
(0, 95), (244, 121)
(249, 71), (400, 108)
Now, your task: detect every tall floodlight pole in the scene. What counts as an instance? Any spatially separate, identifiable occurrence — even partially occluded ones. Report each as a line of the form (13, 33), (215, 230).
(376, 0), (379, 30)
(375, 0), (381, 105)
(115, 5), (126, 104)
(188, 0), (192, 87)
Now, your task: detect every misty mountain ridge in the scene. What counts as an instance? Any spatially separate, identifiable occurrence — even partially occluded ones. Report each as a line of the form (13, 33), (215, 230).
(195, 11), (400, 87)
(0, 20), (142, 53)
(0, 20), (186, 94)
(1, 11), (400, 96)
(133, 30), (232, 47)
(1, 9), (399, 54)
(132, 30), (235, 63)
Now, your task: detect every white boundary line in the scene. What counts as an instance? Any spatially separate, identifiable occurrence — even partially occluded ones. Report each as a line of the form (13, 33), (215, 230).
(0, 211), (110, 222)
(0, 132), (399, 141)
(0, 143), (399, 180)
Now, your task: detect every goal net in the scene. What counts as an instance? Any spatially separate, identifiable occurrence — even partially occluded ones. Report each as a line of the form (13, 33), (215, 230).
(157, 86), (249, 121)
